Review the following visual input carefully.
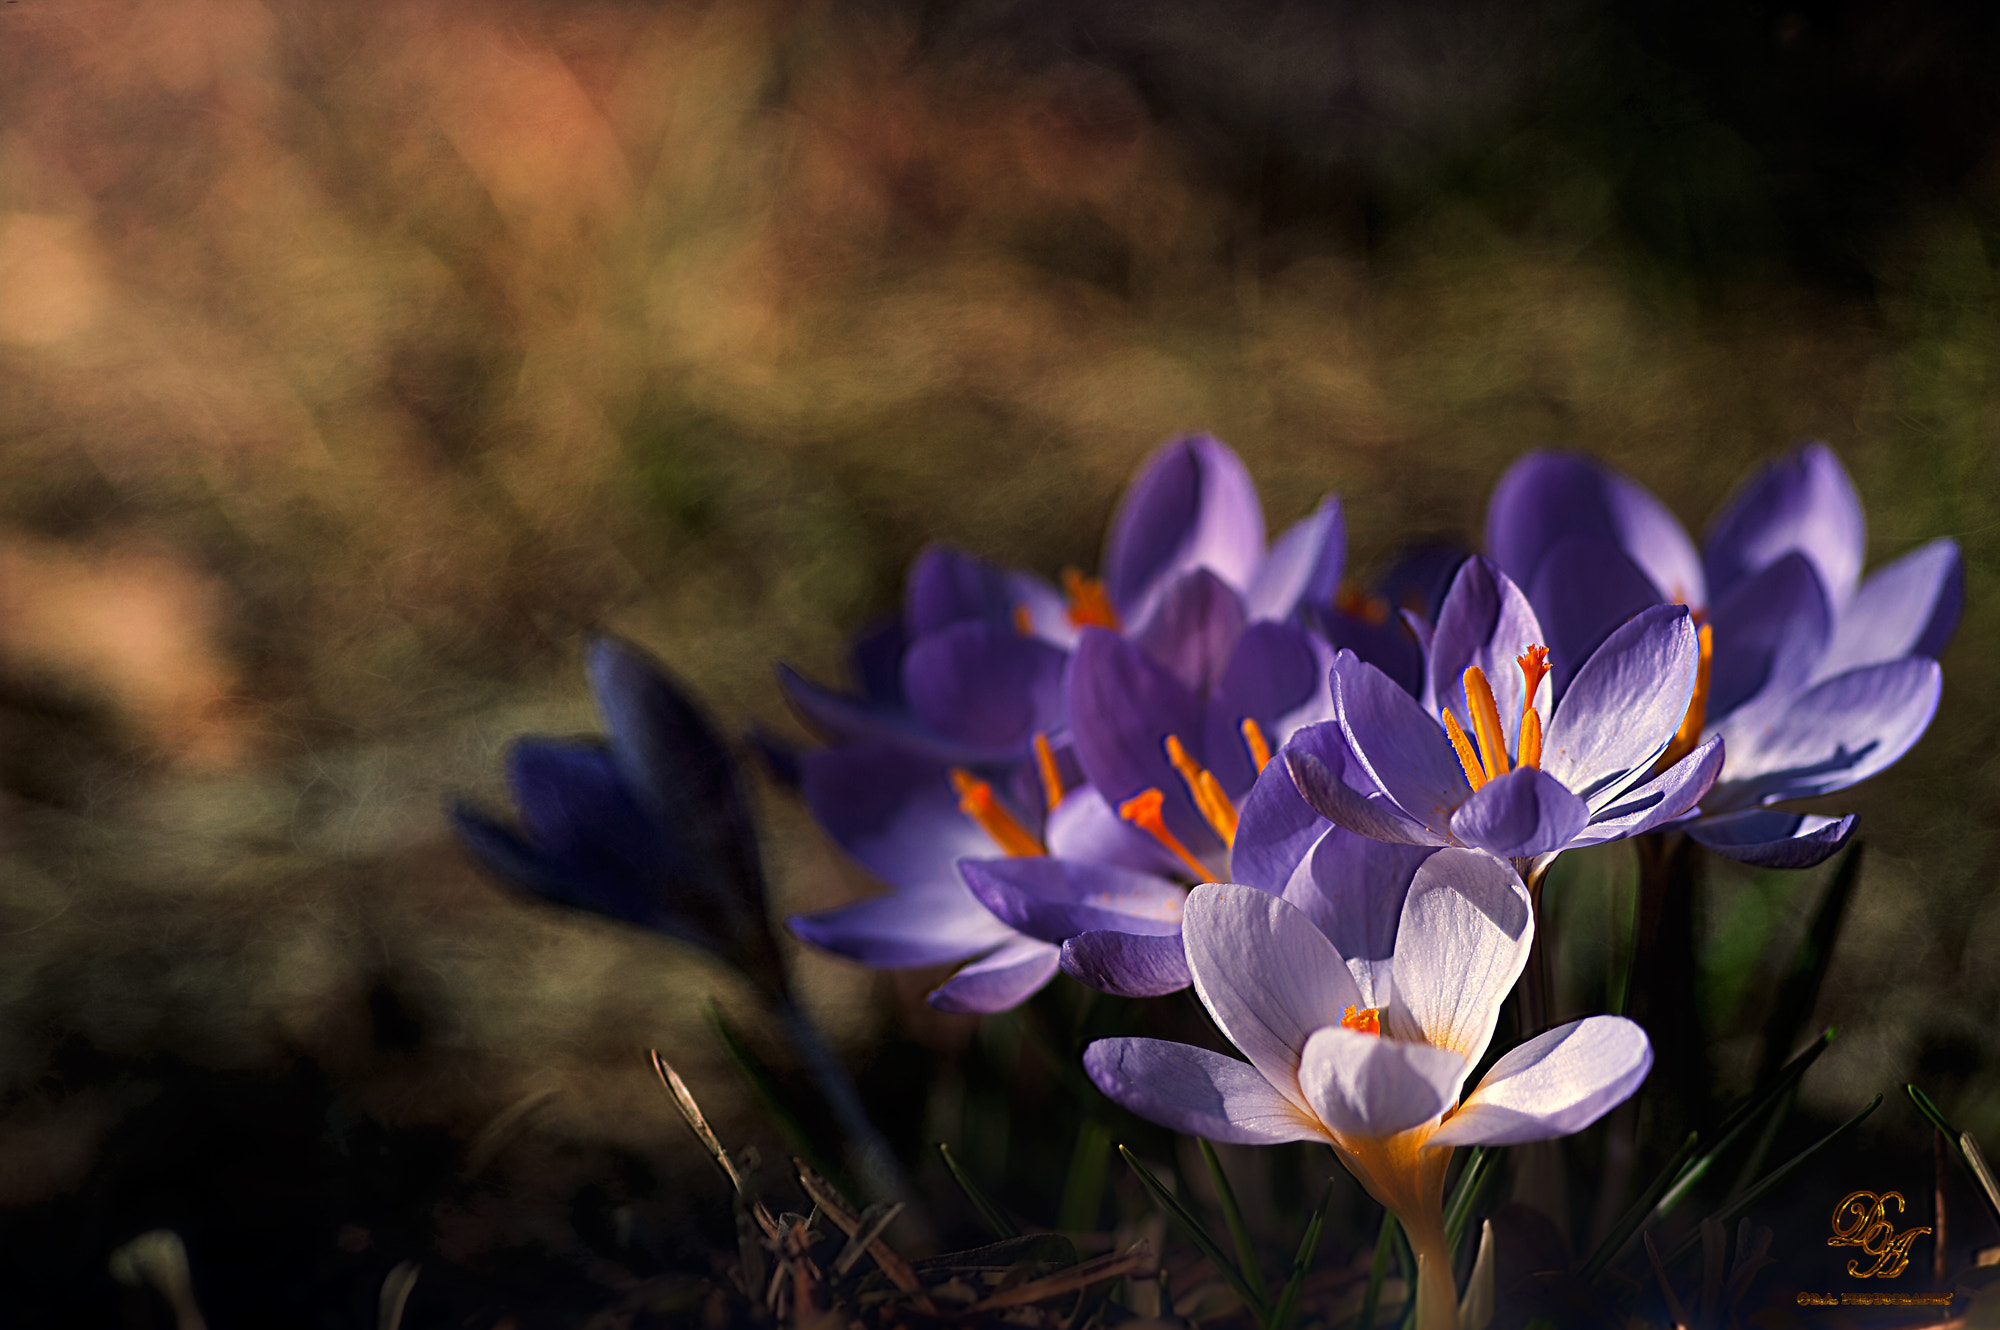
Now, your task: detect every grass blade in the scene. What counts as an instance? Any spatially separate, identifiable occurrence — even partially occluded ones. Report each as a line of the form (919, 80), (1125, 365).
(1118, 1143), (1270, 1322)
(1355, 1211), (1399, 1330)
(1443, 1147), (1493, 1255)
(937, 1142), (1018, 1240)
(1199, 1139), (1271, 1307)
(1961, 1132), (2000, 1225)
(1058, 1117), (1114, 1234)
(1268, 1180), (1333, 1330)
(1756, 844), (1863, 1088)
(1580, 1132), (1700, 1281)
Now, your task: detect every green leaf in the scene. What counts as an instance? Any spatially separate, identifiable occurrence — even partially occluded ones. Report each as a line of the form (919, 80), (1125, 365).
(1660, 1026), (1836, 1218)
(1199, 1139), (1270, 1307)
(1058, 1117), (1114, 1235)
(1355, 1211), (1399, 1330)
(936, 1142), (1019, 1240)
(1268, 1181), (1333, 1330)
(1443, 1147), (1493, 1254)
(1118, 1143), (1270, 1321)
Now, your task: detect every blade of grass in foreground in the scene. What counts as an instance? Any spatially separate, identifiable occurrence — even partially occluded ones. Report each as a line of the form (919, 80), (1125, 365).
(936, 1142), (1018, 1240)
(1119, 1143), (1271, 1322)
(1443, 1147), (1493, 1254)
(1268, 1180), (1333, 1330)
(1199, 1139), (1271, 1308)
(1355, 1211), (1399, 1330)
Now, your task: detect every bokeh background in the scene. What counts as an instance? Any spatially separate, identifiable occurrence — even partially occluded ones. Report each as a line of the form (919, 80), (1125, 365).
(2, 0), (1999, 1323)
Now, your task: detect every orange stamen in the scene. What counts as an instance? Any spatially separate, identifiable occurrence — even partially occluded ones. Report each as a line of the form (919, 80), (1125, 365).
(1031, 732), (1064, 813)
(1518, 707), (1544, 772)
(1240, 717), (1272, 772)
(1442, 709), (1487, 791)
(1011, 603), (1034, 636)
(1117, 788), (1213, 882)
(1062, 568), (1121, 630)
(1515, 645), (1550, 770)
(949, 769), (1044, 858)
(1462, 665), (1512, 782)
(1335, 583), (1391, 626)
(1164, 734), (1240, 845)
(1654, 623), (1713, 773)
(1341, 1005), (1381, 1036)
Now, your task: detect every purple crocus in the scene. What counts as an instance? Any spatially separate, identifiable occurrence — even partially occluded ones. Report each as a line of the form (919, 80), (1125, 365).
(1085, 857), (1651, 1330)
(1487, 447), (1957, 866)
(1285, 556), (1724, 879)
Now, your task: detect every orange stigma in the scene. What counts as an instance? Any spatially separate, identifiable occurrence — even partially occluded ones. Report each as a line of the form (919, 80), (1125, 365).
(1062, 568), (1121, 630)
(1164, 734), (1239, 844)
(1011, 603), (1035, 636)
(1031, 732), (1065, 813)
(949, 769), (1044, 857)
(1341, 1005), (1382, 1036)
(1335, 583), (1392, 625)
(1654, 623), (1713, 773)
(1515, 645), (1549, 770)
(1117, 788), (1213, 882)
(1239, 716), (1272, 772)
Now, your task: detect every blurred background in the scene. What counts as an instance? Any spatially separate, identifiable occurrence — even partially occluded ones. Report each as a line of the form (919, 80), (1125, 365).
(2, 0), (1998, 1323)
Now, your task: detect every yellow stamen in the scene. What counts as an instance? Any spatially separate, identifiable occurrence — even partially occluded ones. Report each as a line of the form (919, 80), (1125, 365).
(1341, 1005), (1382, 1036)
(1335, 583), (1391, 626)
(1117, 788), (1213, 882)
(1062, 568), (1121, 630)
(1654, 623), (1713, 773)
(1240, 716), (1272, 772)
(1011, 603), (1034, 636)
(1164, 734), (1240, 845)
(1442, 709), (1487, 791)
(949, 769), (1044, 858)
(1462, 665), (1512, 782)
(1031, 731), (1064, 813)
(1515, 645), (1550, 771)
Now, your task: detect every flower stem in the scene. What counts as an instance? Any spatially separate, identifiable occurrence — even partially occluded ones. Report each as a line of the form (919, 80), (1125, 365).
(776, 997), (916, 1211)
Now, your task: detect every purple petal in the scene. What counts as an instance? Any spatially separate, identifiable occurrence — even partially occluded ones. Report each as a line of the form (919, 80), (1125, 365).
(1005, 570), (1076, 647)
(1524, 538), (1663, 698)
(1387, 849), (1532, 1067)
(1540, 605), (1698, 800)
(506, 739), (633, 856)
(1083, 1038), (1322, 1144)
(1298, 1025), (1464, 1140)
(1131, 568), (1249, 695)
(927, 938), (1062, 1013)
(1105, 435), (1266, 623)
(1062, 931), (1193, 997)
(1334, 652), (1473, 843)
(1425, 557), (1547, 753)
(1044, 786), (1189, 877)
(1686, 809), (1857, 868)
(1065, 628), (1219, 856)
(1247, 496), (1345, 623)
(1428, 1016), (1652, 1148)
(848, 618), (908, 705)
(1704, 551), (1831, 721)
(800, 744), (994, 887)
(778, 664), (1006, 764)
(1284, 720), (1440, 847)
(789, 884), (1015, 967)
(1184, 883), (1363, 1110)
(1280, 829), (1432, 974)
(1448, 768), (1591, 859)
(1214, 621), (1323, 745)
(1486, 452), (1703, 607)
(1703, 443), (1864, 602)
(902, 621), (1067, 752)
(1816, 538), (1964, 680)
(1712, 656), (1942, 805)
(906, 544), (1018, 635)
(959, 857), (1185, 945)
(1567, 735), (1723, 845)
(1230, 753), (1332, 891)
(1319, 607), (1425, 699)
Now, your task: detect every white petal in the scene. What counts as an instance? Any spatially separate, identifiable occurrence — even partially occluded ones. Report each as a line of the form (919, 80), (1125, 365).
(1427, 1016), (1652, 1148)
(1386, 849), (1532, 1071)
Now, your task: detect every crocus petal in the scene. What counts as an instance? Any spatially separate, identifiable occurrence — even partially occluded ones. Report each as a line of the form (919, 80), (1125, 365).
(778, 663), (1005, 764)
(1084, 1038), (1324, 1144)
(1387, 849), (1532, 1070)
(1184, 883), (1363, 1110)
(1565, 735), (1723, 845)
(452, 804), (637, 919)
(1449, 768), (1591, 859)
(1212, 621), (1323, 752)
(1280, 829), (1432, 981)
(1703, 551), (1831, 721)
(927, 938), (1062, 1013)
(1816, 538), (1964, 680)
(1247, 496), (1345, 623)
(506, 740), (643, 861)
(1044, 786), (1189, 878)
(1539, 605), (1698, 800)
(902, 621), (1067, 751)
(1284, 720), (1440, 847)
(789, 884), (1016, 967)
(1298, 1025), (1464, 1140)
(1334, 652), (1473, 844)
(800, 744), (993, 887)
(1686, 809), (1857, 868)
(906, 544), (1019, 635)
(1062, 931), (1193, 997)
(1703, 443), (1865, 602)
(1486, 452), (1703, 608)
(1131, 568), (1249, 696)
(1711, 656), (1942, 805)
(1230, 754), (1333, 891)
(848, 618), (908, 705)
(1066, 627), (1218, 854)
(959, 857), (1185, 945)
(1005, 570), (1076, 647)
(1425, 558), (1546, 753)
(1428, 1016), (1652, 1148)
(1105, 434), (1266, 623)
(1525, 537), (1664, 698)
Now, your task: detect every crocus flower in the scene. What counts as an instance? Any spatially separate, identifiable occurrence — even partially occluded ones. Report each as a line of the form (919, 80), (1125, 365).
(1085, 857), (1651, 1330)
(1487, 447), (1957, 866)
(1286, 556), (1723, 878)
(452, 635), (787, 997)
